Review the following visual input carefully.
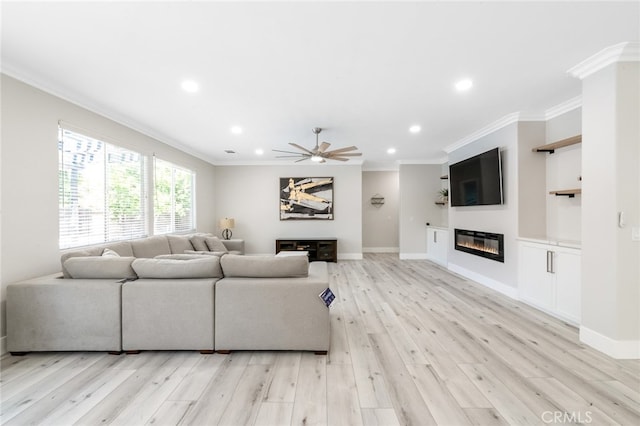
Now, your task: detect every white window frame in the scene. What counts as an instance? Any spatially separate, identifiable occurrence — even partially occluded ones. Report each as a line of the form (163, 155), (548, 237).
(58, 125), (148, 249)
(153, 156), (196, 235)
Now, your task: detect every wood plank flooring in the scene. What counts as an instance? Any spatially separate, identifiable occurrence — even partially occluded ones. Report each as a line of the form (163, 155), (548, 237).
(1, 254), (639, 425)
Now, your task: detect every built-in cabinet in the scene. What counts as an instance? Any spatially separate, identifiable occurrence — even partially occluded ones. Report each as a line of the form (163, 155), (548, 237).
(518, 240), (581, 324)
(426, 227), (448, 267)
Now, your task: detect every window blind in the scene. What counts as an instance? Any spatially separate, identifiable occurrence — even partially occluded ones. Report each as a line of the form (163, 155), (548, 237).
(154, 157), (195, 234)
(58, 126), (147, 249)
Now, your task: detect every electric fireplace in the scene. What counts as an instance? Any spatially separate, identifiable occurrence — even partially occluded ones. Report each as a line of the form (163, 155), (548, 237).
(454, 229), (504, 263)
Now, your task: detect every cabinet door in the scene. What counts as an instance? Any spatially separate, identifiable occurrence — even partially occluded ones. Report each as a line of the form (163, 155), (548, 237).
(519, 243), (555, 311)
(434, 230), (448, 266)
(554, 248), (581, 323)
(427, 228), (447, 266)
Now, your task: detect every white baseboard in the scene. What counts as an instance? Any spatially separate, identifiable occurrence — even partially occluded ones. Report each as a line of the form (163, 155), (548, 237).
(363, 247), (399, 253)
(447, 263), (519, 299)
(399, 253), (428, 260)
(579, 326), (640, 359)
(1, 336), (6, 356)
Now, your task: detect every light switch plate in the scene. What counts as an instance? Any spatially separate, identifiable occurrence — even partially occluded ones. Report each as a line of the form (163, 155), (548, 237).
(632, 227), (640, 242)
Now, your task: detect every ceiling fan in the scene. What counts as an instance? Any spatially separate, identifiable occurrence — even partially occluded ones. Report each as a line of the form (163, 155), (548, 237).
(273, 127), (362, 163)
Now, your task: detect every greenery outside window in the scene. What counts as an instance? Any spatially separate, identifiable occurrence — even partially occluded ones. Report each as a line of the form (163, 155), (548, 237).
(58, 126), (147, 249)
(154, 157), (195, 234)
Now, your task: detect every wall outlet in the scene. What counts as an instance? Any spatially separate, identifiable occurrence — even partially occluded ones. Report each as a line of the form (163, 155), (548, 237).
(632, 227), (640, 242)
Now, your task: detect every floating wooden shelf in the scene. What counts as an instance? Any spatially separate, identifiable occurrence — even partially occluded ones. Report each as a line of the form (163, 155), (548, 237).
(549, 188), (582, 198)
(532, 135), (582, 154)
(440, 175), (449, 180)
(435, 201), (447, 205)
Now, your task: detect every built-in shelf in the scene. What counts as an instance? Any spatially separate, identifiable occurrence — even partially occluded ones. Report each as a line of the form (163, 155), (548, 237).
(549, 188), (582, 198)
(440, 175), (449, 180)
(532, 135), (582, 154)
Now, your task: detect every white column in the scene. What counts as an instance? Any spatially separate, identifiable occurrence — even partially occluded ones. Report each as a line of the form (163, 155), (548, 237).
(569, 42), (640, 359)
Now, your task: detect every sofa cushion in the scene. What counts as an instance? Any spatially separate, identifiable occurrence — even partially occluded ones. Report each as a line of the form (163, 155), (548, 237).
(102, 248), (120, 257)
(130, 235), (171, 258)
(166, 235), (194, 254)
(64, 256), (137, 279)
(156, 253), (215, 260)
(184, 250), (228, 256)
(60, 248), (103, 278)
(132, 257), (223, 279)
(221, 254), (309, 278)
(103, 241), (134, 257)
(205, 236), (228, 253)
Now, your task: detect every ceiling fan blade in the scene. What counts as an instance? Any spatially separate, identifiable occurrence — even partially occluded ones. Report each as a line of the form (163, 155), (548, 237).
(273, 149), (308, 155)
(318, 142), (331, 153)
(327, 156), (350, 161)
(328, 152), (362, 157)
(295, 157), (309, 163)
(276, 155), (308, 158)
(289, 143), (314, 155)
(325, 146), (359, 154)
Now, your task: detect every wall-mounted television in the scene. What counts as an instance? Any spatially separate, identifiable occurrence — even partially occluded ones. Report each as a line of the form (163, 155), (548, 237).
(449, 147), (503, 206)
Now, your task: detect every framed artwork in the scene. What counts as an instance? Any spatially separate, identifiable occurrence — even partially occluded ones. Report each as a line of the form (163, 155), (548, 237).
(280, 177), (334, 220)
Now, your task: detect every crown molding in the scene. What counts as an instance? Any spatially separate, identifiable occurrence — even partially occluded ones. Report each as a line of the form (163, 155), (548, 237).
(568, 41), (640, 80)
(545, 95), (582, 120)
(443, 112), (545, 154)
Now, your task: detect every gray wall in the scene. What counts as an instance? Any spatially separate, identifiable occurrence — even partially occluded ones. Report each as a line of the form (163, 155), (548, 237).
(0, 74), (217, 339)
(213, 165), (363, 258)
(398, 164), (443, 258)
(362, 171), (399, 252)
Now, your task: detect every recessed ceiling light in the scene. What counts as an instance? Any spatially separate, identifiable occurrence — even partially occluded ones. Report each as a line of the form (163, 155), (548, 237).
(181, 80), (199, 93)
(387, 148), (396, 154)
(409, 125), (421, 134)
(230, 126), (243, 135)
(255, 148), (264, 155)
(455, 79), (473, 91)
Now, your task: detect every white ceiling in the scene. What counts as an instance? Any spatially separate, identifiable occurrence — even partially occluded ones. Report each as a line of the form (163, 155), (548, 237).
(2, 1), (639, 169)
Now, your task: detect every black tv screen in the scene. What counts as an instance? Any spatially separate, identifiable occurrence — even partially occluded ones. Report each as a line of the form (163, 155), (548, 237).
(449, 147), (503, 206)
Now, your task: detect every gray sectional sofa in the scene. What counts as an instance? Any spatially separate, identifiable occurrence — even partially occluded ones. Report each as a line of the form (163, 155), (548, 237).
(6, 234), (330, 355)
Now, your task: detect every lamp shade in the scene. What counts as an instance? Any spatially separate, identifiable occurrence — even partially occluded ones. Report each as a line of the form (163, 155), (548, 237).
(219, 218), (235, 229)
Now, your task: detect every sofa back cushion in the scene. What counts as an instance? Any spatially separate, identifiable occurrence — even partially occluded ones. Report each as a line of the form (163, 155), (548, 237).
(221, 254), (309, 278)
(102, 241), (134, 257)
(166, 235), (194, 254)
(130, 235), (171, 258)
(132, 257), (223, 279)
(64, 256), (137, 279)
(60, 247), (103, 278)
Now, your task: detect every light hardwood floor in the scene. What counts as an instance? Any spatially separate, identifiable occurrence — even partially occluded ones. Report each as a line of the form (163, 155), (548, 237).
(2, 254), (639, 425)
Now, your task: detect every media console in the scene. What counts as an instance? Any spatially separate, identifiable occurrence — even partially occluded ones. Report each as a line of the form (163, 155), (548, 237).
(275, 238), (337, 263)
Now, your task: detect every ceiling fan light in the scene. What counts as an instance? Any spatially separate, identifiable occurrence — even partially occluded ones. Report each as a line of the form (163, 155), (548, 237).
(311, 155), (323, 162)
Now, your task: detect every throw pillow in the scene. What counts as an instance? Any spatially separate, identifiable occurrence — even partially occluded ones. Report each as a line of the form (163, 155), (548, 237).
(190, 235), (209, 251)
(102, 248), (120, 257)
(205, 236), (228, 253)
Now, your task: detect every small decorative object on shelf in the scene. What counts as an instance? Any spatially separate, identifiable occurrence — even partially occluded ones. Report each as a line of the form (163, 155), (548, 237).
(438, 188), (448, 202)
(219, 217), (235, 240)
(370, 194), (385, 206)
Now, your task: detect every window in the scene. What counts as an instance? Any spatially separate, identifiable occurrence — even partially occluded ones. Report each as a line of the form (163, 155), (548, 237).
(154, 158), (195, 234)
(58, 127), (147, 249)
